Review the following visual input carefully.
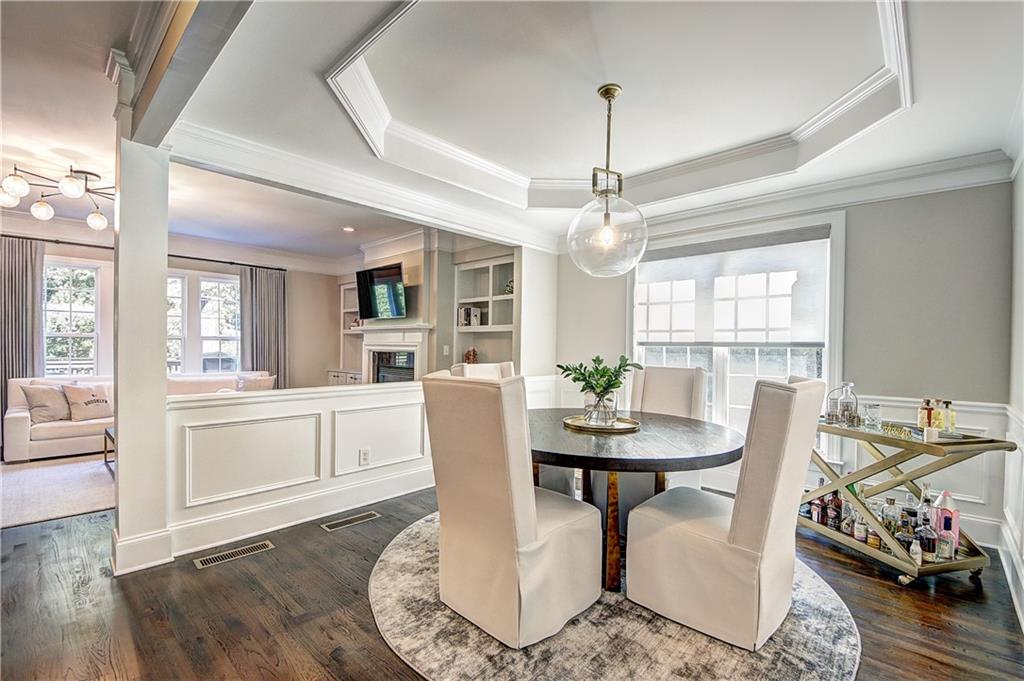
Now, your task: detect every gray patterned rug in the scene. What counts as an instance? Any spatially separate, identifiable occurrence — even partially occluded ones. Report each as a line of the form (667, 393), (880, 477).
(369, 513), (861, 681)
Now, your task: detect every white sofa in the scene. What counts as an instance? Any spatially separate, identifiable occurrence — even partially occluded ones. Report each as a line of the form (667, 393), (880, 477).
(3, 372), (270, 463)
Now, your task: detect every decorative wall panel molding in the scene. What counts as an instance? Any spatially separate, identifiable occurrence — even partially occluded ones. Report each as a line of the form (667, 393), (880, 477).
(332, 402), (426, 476)
(184, 413), (322, 507)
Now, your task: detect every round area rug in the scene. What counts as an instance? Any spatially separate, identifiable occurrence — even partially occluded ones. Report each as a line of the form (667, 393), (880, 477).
(369, 513), (861, 681)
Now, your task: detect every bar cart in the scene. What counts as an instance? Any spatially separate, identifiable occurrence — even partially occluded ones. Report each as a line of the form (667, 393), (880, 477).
(799, 421), (1017, 586)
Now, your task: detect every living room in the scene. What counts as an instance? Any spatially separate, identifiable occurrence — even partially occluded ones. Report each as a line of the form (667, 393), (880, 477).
(2, 2), (1024, 680)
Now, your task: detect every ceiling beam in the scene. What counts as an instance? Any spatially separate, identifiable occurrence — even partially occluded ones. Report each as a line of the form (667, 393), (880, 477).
(126, 0), (252, 147)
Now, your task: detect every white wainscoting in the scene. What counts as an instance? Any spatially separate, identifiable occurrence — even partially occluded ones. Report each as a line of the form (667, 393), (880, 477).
(155, 376), (563, 570)
(1001, 407), (1024, 634)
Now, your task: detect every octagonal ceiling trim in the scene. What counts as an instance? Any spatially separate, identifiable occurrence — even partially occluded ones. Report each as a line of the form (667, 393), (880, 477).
(326, 0), (912, 211)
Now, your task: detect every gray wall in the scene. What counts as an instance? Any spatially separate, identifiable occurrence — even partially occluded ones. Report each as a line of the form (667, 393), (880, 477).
(843, 183), (1011, 402)
(1012, 175), (1024, 412)
(286, 270), (340, 388)
(556, 183), (1013, 402)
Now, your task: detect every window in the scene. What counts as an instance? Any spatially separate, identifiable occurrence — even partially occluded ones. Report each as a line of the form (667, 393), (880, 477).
(634, 238), (830, 434)
(44, 264), (98, 375)
(167, 276), (184, 374)
(199, 278), (240, 373)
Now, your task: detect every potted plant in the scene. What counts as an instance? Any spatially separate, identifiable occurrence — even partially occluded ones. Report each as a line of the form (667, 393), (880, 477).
(557, 355), (642, 427)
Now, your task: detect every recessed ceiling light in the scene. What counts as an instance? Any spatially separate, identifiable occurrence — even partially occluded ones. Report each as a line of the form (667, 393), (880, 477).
(342, 226), (356, 232)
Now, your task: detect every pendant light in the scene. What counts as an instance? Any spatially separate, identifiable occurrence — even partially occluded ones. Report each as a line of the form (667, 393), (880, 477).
(0, 190), (19, 208)
(1, 169), (30, 198)
(0, 164), (112, 228)
(58, 167), (87, 199)
(566, 83), (648, 278)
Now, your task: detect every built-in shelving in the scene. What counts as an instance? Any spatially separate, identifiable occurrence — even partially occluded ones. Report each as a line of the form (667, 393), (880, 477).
(340, 284), (363, 372)
(453, 255), (516, 364)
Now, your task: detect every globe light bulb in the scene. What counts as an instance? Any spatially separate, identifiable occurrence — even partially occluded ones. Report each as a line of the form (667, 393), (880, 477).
(0, 190), (20, 208)
(30, 198), (55, 221)
(58, 172), (86, 199)
(2, 172), (30, 198)
(86, 209), (108, 231)
(567, 195), (648, 277)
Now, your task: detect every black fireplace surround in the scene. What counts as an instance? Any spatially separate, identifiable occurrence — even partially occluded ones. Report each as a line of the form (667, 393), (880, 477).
(373, 351), (415, 383)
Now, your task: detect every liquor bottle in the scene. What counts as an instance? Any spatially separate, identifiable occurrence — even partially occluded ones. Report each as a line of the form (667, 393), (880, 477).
(866, 527), (882, 550)
(840, 499), (855, 536)
(910, 539), (923, 566)
(915, 516), (938, 563)
(827, 491), (843, 532)
(937, 516), (956, 561)
(854, 512), (868, 542)
(917, 399), (933, 428)
(934, 490), (960, 551)
(895, 519), (915, 553)
(882, 496), (900, 534)
(917, 495), (936, 531)
(943, 400), (957, 432)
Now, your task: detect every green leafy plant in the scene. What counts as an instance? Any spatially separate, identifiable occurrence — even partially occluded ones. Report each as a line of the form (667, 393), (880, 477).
(556, 355), (642, 397)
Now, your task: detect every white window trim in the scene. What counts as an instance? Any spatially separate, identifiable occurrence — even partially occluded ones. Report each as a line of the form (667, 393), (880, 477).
(626, 210), (846, 394)
(168, 268), (241, 374)
(43, 254), (114, 376)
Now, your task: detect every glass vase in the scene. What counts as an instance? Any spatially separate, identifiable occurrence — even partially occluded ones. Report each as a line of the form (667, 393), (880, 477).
(584, 391), (618, 427)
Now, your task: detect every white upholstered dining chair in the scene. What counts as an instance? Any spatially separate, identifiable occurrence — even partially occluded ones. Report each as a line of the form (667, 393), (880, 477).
(421, 371), (602, 649)
(453, 361), (575, 497)
(592, 366), (708, 533)
(625, 376), (826, 650)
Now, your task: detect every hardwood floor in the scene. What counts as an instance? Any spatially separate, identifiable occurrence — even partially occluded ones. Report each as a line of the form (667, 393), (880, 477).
(2, 490), (1022, 680)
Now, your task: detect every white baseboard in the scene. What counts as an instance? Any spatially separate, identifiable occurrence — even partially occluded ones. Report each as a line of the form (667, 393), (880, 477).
(111, 527), (174, 575)
(167, 465), (435, 559)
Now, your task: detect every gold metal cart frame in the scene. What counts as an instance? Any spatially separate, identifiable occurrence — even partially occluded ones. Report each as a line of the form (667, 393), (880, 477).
(799, 422), (1017, 586)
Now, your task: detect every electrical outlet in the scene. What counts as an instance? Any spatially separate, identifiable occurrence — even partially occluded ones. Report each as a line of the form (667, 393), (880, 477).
(443, 344), (450, 356)
(358, 448), (370, 466)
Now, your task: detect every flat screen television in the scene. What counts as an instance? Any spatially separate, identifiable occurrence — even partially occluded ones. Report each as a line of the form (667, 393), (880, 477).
(356, 263), (407, 319)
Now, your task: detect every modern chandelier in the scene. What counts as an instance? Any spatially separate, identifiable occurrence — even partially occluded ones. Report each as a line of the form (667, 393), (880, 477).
(1, 165), (113, 230)
(566, 83), (648, 278)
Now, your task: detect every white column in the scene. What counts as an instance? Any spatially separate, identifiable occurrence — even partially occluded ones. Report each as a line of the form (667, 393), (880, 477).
(108, 52), (172, 574)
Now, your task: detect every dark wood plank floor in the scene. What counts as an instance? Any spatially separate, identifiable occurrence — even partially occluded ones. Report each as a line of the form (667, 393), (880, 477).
(2, 489), (1022, 680)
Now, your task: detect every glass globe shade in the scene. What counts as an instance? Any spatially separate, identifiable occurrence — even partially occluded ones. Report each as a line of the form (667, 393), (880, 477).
(86, 209), (108, 231)
(566, 195), (648, 277)
(0, 190), (20, 208)
(2, 172), (30, 198)
(58, 173), (86, 199)
(30, 198), (54, 221)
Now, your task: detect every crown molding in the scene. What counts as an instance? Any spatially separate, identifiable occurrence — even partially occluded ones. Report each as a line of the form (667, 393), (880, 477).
(643, 150), (1013, 235)
(325, 0), (914, 212)
(1005, 85), (1023, 180)
(358, 227), (424, 255)
(164, 121), (559, 253)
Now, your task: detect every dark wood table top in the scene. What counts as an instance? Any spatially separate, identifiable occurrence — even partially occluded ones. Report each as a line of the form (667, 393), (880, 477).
(528, 408), (745, 472)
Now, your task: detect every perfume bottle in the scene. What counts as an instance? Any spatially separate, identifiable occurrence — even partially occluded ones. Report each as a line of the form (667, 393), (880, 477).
(937, 516), (956, 561)
(910, 538), (923, 566)
(930, 399), (945, 430)
(917, 398), (934, 428)
(934, 490), (960, 551)
(943, 400), (957, 432)
(915, 516), (938, 563)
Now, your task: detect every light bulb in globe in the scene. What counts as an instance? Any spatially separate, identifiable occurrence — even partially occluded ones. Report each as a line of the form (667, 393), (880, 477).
(30, 198), (54, 221)
(86, 210), (108, 231)
(2, 172), (30, 198)
(0, 190), (19, 208)
(58, 172), (86, 199)
(567, 195), (648, 277)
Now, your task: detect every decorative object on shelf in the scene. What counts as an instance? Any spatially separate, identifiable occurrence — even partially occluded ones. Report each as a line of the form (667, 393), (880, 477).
(566, 83), (648, 278)
(825, 381), (859, 426)
(1, 165), (113, 229)
(503, 278), (514, 295)
(861, 402), (882, 430)
(458, 306), (482, 327)
(881, 422), (914, 440)
(463, 346), (478, 364)
(556, 355), (642, 427)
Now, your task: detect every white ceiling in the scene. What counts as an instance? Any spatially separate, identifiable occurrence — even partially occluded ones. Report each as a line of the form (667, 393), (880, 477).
(365, 1), (883, 178)
(0, 1), (428, 257)
(168, 164), (423, 258)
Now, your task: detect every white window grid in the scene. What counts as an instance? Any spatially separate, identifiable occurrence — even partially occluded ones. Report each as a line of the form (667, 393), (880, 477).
(199, 277), (241, 374)
(43, 264), (98, 376)
(713, 271), (797, 343)
(634, 279), (696, 344)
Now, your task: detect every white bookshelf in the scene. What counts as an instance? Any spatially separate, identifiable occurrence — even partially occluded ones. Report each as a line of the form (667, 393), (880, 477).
(453, 255), (516, 363)
(340, 283), (363, 372)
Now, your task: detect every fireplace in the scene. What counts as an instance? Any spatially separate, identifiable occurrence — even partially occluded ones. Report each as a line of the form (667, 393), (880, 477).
(372, 351), (415, 383)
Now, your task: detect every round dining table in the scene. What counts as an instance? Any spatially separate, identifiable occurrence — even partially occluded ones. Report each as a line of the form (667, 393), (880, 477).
(528, 407), (746, 591)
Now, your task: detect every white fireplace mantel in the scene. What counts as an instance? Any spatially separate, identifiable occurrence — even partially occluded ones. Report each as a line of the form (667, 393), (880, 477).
(360, 324), (432, 383)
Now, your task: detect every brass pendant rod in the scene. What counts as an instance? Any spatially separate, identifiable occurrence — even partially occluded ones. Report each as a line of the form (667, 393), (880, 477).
(605, 97), (613, 172)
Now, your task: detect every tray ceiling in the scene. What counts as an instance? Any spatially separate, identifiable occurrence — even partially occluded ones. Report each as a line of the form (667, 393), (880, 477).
(326, 1), (909, 208)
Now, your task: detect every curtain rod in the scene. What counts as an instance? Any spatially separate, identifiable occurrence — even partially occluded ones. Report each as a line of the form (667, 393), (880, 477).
(1, 234), (287, 272)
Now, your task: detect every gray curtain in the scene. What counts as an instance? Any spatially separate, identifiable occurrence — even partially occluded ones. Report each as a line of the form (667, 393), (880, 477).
(240, 266), (288, 387)
(1, 236), (45, 458)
